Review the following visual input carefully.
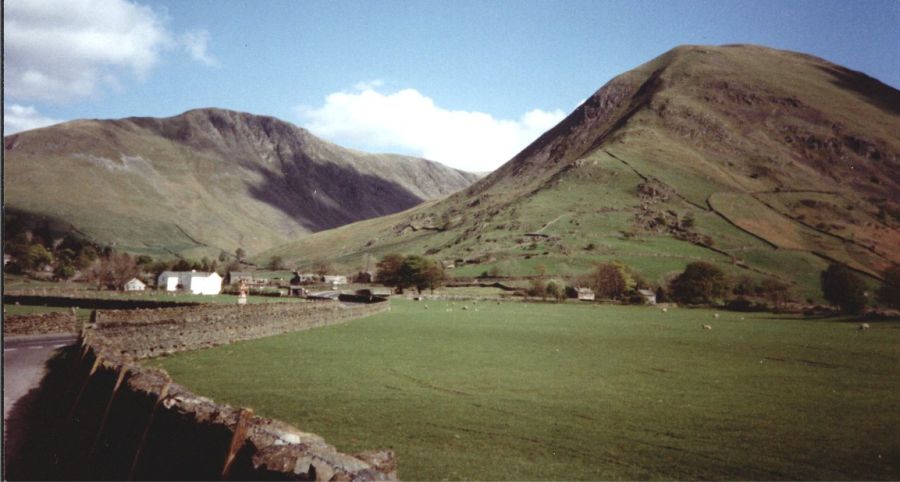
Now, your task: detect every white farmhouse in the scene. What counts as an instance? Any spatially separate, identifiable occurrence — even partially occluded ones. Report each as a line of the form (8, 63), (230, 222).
(158, 271), (223, 295)
(124, 278), (146, 291)
(323, 275), (348, 287)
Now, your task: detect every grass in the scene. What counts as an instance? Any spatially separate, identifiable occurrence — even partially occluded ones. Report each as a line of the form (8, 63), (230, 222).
(151, 299), (900, 480)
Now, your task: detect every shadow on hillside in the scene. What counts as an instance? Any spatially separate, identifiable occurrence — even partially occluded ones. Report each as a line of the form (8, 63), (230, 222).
(244, 154), (425, 233)
(818, 65), (900, 116)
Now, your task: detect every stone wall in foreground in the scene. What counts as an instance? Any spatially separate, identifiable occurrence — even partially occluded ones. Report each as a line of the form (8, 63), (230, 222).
(8, 300), (396, 481)
(3, 310), (78, 336)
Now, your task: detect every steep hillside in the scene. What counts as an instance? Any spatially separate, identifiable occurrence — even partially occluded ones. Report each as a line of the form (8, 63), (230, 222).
(261, 45), (900, 300)
(3, 109), (478, 258)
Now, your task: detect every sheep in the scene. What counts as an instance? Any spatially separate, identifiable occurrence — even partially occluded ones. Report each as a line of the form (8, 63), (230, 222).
(661, 307), (668, 313)
(714, 313), (720, 319)
(858, 323), (870, 331)
(702, 324), (713, 330)
(462, 306), (469, 310)
(424, 305), (429, 310)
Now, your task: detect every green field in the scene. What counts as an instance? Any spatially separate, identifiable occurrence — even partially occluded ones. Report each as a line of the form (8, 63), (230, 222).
(151, 300), (899, 480)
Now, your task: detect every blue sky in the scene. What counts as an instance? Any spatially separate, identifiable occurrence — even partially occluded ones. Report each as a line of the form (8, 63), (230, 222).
(5, 0), (899, 171)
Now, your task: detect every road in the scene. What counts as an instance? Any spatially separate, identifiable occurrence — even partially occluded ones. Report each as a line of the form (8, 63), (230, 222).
(3, 333), (77, 421)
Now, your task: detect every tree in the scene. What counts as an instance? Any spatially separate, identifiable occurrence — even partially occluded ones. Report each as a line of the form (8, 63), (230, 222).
(235, 247), (246, 262)
(375, 254), (445, 293)
(759, 277), (792, 310)
(528, 278), (547, 299)
(172, 258), (192, 271)
(670, 261), (729, 305)
(87, 251), (140, 290)
(54, 263), (76, 280)
(268, 256), (287, 271)
(587, 262), (634, 300)
(135, 255), (154, 267)
(821, 263), (867, 314)
(376, 254), (406, 291)
(21, 244), (54, 271)
(876, 265), (900, 308)
(546, 280), (565, 302)
(416, 258), (446, 293)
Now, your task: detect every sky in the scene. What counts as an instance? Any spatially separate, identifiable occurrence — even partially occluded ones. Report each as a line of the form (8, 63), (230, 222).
(4, 0), (899, 172)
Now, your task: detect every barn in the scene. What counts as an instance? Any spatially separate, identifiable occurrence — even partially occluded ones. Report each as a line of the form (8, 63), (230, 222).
(158, 271), (223, 295)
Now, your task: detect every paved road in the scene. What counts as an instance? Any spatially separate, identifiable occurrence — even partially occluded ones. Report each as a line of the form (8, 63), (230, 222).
(3, 333), (77, 420)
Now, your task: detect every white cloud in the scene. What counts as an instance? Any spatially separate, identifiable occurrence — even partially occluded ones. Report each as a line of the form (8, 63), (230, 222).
(3, 0), (216, 103)
(4, 104), (63, 134)
(297, 84), (566, 172)
(181, 29), (218, 66)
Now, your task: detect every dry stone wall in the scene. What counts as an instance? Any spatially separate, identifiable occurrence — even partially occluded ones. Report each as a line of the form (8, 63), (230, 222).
(86, 301), (387, 359)
(3, 310), (78, 336)
(9, 300), (396, 481)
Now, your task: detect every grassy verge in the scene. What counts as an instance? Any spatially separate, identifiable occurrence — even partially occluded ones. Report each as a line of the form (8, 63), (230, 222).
(150, 299), (899, 480)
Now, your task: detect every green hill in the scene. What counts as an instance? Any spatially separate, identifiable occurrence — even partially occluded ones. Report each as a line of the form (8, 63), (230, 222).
(3, 108), (479, 259)
(259, 45), (900, 300)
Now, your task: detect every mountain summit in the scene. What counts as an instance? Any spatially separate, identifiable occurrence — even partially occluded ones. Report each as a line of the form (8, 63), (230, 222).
(3, 108), (479, 258)
(264, 45), (900, 298)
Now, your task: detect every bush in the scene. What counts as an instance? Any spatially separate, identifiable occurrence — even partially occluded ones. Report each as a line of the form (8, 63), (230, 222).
(821, 264), (867, 314)
(669, 261), (729, 305)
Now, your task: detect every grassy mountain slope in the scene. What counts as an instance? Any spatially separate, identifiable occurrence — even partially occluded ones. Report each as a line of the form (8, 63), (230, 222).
(260, 45), (900, 300)
(3, 108), (479, 258)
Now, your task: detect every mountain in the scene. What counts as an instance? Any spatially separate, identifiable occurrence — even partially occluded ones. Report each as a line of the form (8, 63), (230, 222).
(3, 108), (479, 258)
(260, 45), (900, 300)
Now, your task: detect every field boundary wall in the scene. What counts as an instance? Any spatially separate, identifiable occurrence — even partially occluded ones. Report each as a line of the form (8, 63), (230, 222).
(9, 300), (396, 481)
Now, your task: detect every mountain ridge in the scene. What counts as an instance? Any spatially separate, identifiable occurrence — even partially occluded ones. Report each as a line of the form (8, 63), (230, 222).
(260, 44), (900, 299)
(3, 108), (479, 258)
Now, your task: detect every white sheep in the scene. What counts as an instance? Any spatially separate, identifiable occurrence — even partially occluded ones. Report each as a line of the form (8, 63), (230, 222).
(702, 324), (713, 330)
(462, 306), (469, 310)
(714, 313), (720, 319)
(858, 323), (870, 331)
(661, 307), (668, 313)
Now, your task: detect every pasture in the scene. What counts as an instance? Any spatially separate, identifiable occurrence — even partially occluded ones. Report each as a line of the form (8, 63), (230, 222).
(152, 300), (900, 480)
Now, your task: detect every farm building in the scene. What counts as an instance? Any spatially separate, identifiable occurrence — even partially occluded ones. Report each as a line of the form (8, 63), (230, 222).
(576, 287), (595, 301)
(323, 275), (348, 286)
(158, 271), (223, 295)
(637, 289), (657, 305)
(292, 273), (319, 284)
(228, 271), (254, 285)
(124, 278), (146, 291)
(3, 254), (11, 266)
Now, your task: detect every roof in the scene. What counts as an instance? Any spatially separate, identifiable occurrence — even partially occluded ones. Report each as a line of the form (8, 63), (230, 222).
(637, 289), (656, 296)
(160, 271), (221, 278)
(576, 287), (594, 293)
(125, 278), (145, 284)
